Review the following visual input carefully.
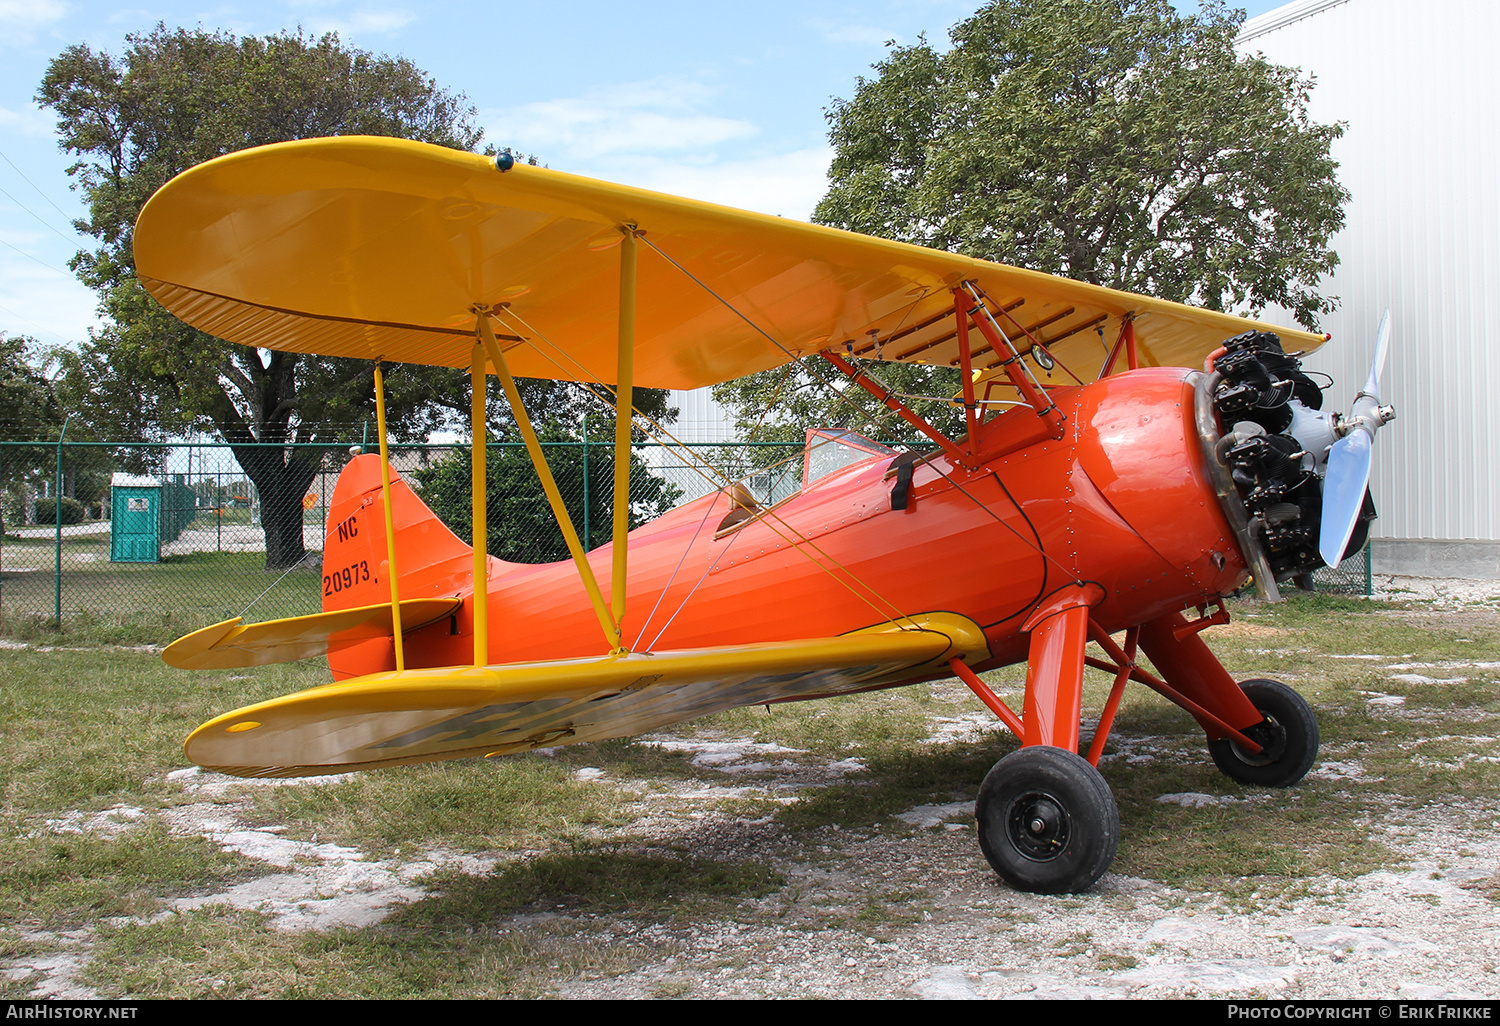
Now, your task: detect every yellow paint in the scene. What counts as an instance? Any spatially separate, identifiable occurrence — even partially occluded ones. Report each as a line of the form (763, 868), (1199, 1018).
(470, 342), (488, 667)
(161, 598), (462, 670)
(611, 229), (637, 646)
(373, 362), (405, 671)
(184, 613), (989, 777)
(477, 316), (618, 649)
(133, 137), (1325, 392)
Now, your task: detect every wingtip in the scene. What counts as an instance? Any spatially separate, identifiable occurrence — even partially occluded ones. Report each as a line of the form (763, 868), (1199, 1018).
(161, 617), (244, 670)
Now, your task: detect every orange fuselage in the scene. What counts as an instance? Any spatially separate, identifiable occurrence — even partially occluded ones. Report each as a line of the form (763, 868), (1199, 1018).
(322, 368), (1246, 682)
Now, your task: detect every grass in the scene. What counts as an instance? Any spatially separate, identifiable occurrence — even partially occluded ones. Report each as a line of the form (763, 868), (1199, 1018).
(853, 886), (933, 929)
(0, 647), (314, 817)
(708, 681), (971, 758)
(0, 549), (322, 644)
(0, 592), (1497, 996)
(770, 740), (996, 832)
(69, 845), (783, 998)
(245, 757), (636, 855)
(2, 532), (110, 549)
(0, 825), (261, 932)
(0, 505), (327, 642)
(728, 592), (1500, 889)
(80, 907), (651, 999)
(399, 846), (784, 924)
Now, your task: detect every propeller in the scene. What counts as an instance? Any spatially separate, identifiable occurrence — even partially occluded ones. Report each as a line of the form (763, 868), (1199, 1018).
(1318, 310), (1396, 567)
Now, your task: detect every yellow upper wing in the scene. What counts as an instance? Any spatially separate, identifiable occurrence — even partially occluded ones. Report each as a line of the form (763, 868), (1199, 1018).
(133, 136), (1324, 391)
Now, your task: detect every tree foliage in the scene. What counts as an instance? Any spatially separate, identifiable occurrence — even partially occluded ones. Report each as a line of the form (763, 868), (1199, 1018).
(34, 496), (86, 527)
(816, 0), (1346, 327)
(414, 418), (682, 565)
(0, 335), (58, 443)
(1, 335), (56, 527)
(0, 336), (116, 524)
(717, 1), (1348, 444)
(711, 358), (962, 459)
(38, 26), (487, 567)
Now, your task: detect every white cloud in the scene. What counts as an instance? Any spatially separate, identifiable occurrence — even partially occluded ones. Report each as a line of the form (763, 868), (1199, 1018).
(484, 72), (830, 217)
(300, 6), (417, 38)
(0, 252), (100, 346)
(0, 0), (66, 45)
(571, 146), (835, 222)
(0, 105), (56, 140)
(484, 76), (757, 162)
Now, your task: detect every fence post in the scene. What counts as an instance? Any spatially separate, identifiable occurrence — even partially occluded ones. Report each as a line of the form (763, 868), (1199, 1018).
(1, 446), (5, 626)
(54, 417), (71, 628)
(581, 414), (590, 549)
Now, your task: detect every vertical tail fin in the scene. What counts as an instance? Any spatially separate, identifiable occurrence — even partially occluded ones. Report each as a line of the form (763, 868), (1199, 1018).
(321, 453), (476, 613)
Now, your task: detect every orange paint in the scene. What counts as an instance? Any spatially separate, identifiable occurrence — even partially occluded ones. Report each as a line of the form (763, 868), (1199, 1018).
(320, 367), (1262, 744)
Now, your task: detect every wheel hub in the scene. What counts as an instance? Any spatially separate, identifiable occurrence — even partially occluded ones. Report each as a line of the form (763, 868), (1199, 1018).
(1230, 714), (1288, 767)
(1007, 791), (1070, 861)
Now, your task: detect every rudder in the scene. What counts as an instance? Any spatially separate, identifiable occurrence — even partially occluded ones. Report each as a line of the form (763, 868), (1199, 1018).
(321, 453), (476, 613)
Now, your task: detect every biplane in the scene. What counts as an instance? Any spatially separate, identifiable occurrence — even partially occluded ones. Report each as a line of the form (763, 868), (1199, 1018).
(135, 137), (1394, 894)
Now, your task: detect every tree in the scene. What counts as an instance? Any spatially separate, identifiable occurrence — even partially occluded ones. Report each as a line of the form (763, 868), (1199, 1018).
(413, 406), (682, 565)
(719, 0), (1348, 439)
(820, 0), (1345, 324)
(0, 335), (57, 444)
(39, 26), (486, 568)
(1, 335), (60, 528)
(711, 358), (961, 461)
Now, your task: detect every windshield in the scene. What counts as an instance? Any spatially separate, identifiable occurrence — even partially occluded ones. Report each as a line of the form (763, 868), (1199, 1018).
(801, 428), (897, 490)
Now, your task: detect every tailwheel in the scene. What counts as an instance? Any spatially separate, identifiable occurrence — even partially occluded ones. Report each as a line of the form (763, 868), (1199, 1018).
(975, 746), (1119, 894)
(1209, 678), (1319, 788)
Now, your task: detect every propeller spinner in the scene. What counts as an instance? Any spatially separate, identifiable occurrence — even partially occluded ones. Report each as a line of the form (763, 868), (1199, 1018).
(1317, 310), (1397, 567)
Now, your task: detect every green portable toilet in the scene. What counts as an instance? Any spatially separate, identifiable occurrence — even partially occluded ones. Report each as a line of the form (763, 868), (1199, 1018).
(110, 473), (161, 563)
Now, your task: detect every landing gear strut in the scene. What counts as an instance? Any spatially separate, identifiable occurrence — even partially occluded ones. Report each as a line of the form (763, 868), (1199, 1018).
(960, 605), (1322, 894)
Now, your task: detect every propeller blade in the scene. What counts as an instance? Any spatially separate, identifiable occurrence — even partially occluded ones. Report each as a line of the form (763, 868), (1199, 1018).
(1318, 429), (1372, 567)
(1364, 309), (1392, 399)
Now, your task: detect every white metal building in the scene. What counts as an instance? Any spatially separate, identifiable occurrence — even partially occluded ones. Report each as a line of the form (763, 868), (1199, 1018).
(1241, 0), (1500, 579)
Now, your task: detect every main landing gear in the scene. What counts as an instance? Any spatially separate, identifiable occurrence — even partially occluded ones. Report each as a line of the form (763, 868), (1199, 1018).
(954, 592), (1320, 894)
(976, 746), (1118, 894)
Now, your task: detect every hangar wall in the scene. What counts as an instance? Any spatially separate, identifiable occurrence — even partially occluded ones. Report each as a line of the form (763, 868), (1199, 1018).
(1240, 0), (1500, 579)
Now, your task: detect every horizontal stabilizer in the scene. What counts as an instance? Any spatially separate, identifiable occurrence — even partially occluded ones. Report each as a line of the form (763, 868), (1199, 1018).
(185, 612), (989, 777)
(162, 598), (463, 670)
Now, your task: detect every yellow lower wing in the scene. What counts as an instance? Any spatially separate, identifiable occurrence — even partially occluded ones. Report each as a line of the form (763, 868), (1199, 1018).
(162, 599), (463, 670)
(185, 613), (989, 777)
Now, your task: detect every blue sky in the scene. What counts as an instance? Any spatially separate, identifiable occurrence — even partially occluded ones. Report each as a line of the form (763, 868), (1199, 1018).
(0, 0), (1289, 351)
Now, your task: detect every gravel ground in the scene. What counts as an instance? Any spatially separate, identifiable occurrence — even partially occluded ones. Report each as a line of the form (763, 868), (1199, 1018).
(8, 575), (1500, 1000)
(546, 808), (1500, 1000)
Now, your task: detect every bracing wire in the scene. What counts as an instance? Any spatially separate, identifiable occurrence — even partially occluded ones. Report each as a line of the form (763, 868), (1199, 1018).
(483, 231), (1097, 643)
(634, 235), (1087, 588)
(238, 555), (315, 619)
(487, 306), (927, 635)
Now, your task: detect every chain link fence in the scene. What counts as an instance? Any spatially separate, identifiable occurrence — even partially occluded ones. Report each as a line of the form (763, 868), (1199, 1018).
(0, 436), (1375, 640)
(0, 437), (805, 640)
(1310, 542), (1373, 596)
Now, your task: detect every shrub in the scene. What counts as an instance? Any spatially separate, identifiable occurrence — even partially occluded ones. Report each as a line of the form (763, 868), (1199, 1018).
(33, 496), (86, 525)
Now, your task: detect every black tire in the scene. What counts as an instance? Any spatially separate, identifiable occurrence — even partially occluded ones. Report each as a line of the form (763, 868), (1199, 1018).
(1209, 678), (1319, 787)
(975, 746), (1119, 894)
